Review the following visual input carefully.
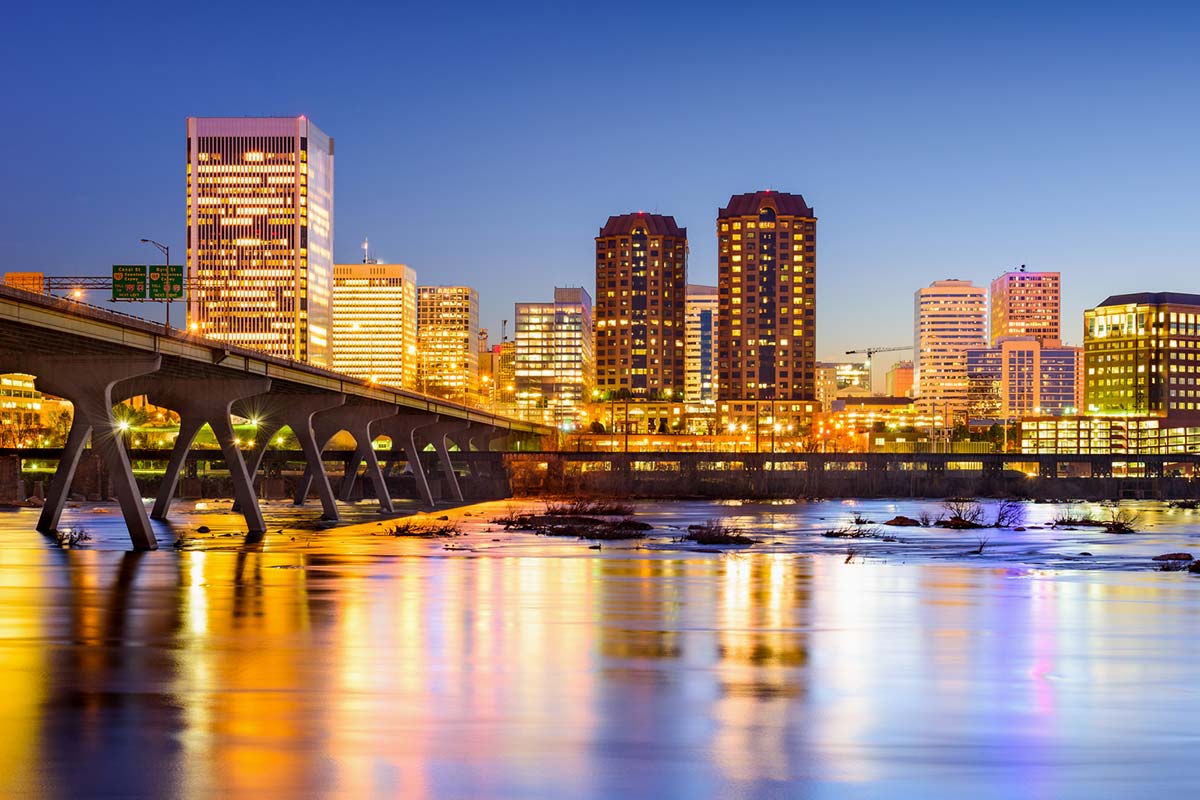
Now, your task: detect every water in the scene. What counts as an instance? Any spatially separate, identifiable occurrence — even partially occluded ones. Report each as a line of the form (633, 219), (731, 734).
(2, 497), (1199, 798)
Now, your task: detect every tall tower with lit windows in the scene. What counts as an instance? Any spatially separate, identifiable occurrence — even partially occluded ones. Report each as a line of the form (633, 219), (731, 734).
(186, 116), (334, 364)
(716, 191), (817, 403)
(593, 213), (688, 399)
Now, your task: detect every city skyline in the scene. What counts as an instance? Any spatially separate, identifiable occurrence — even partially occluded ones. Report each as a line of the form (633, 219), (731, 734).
(4, 3), (1198, 361)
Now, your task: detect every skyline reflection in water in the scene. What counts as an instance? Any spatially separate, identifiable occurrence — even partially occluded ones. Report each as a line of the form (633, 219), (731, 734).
(1, 528), (1197, 798)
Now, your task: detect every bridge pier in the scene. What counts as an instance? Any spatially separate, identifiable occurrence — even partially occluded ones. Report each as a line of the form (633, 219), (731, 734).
(379, 413), (439, 508)
(142, 377), (272, 536)
(32, 355), (163, 550)
(295, 401), (398, 514)
(421, 420), (471, 503)
(232, 394), (346, 520)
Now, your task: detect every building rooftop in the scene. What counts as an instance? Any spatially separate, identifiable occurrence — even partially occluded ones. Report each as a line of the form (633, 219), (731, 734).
(598, 212), (686, 238)
(1096, 292), (1200, 308)
(719, 190), (814, 219)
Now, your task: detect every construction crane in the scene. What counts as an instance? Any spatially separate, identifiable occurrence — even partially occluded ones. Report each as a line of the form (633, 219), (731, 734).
(844, 345), (913, 395)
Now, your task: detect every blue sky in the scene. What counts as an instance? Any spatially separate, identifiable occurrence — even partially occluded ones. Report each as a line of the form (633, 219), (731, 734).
(2, 1), (1198, 362)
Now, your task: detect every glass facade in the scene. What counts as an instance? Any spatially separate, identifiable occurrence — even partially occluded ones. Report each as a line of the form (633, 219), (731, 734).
(186, 117), (334, 365)
(515, 288), (594, 427)
(684, 284), (717, 404)
(416, 286), (479, 402)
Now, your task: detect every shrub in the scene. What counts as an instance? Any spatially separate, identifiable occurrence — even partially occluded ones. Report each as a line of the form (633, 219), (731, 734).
(992, 499), (1025, 528)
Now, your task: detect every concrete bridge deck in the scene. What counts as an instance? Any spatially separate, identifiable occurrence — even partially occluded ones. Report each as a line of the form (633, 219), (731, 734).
(0, 283), (551, 548)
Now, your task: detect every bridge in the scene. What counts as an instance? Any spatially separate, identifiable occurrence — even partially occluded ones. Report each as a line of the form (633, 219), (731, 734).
(0, 283), (551, 550)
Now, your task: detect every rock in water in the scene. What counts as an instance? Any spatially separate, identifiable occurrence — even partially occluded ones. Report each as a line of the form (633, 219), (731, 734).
(883, 516), (922, 527)
(1152, 553), (1194, 562)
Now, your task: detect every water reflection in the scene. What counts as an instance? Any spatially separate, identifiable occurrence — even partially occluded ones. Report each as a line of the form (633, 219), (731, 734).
(0, 536), (1198, 798)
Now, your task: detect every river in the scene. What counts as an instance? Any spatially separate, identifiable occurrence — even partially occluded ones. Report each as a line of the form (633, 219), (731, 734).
(1, 497), (1197, 798)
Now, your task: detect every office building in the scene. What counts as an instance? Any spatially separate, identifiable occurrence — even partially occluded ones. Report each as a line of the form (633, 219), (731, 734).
(966, 337), (1083, 421)
(417, 286), (479, 401)
(331, 262), (417, 388)
(886, 361), (914, 397)
(514, 287), (594, 427)
(717, 191), (817, 405)
(914, 280), (987, 423)
(1083, 292), (1200, 418)
(990, 268), (1062, 346)
(186, 116), (334, 364)
(684, 284), (717, 404)
(594, 212), (687, 398)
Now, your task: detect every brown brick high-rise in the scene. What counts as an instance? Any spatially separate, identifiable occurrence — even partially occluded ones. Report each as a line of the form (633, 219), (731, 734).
(717, 191), (817, 401)
(594, 213), (688, 398)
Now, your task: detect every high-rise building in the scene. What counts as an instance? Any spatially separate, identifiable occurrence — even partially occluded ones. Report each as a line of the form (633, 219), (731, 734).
(495, 340), (517, 413)
(417, 286), (479, 401)
(684, 284), (717, 404)
(886, 360), (914, 397)
(1084, 292), (1200, 418)
(594, 213), (687, 398)
(966, 337), (1083, 421)
(514, 288), (594, 427)
(914, 280), (987, 422)
(186, 116), (334, 364)
(990, 268), (1061, 346)
(331, 262), (417, 388)
(815, 365), (839, 411)
(717, 191), (817, 403)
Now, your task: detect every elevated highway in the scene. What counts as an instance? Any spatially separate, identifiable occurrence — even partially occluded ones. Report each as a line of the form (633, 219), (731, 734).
(0, 283), (551, 549)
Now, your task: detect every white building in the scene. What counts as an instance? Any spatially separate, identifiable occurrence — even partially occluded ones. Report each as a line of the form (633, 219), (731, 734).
(914, 279), (987, 424)
(684, 284), (717, 404)
(515, 287), (594, 427)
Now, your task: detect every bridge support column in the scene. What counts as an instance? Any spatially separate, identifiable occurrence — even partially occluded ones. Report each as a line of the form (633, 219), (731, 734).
(32, 355), (163, 550)
(295, 401), (398, 513)
(466, 424), (497, 476)
(421, 420), (470, 503)
(144, 377), (272, 536)
(379, 413), (438, 509)
(231, 394), (345, 519)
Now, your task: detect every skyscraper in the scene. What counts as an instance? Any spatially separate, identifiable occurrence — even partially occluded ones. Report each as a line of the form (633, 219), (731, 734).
(186, 116), (334, 364)
(990, 268), (1062, 346)
(514, 287), (594, 427)
(716, 191), (817, 402)
(1084, 292), (1200, 417)
(966, 337), (1082, 420)
(684, 284), (717, 404)
(332, 262), (417, 388)
(914, 279), (987, 422)
(416, 286), (479, 401)
(594, 213), (687, 398)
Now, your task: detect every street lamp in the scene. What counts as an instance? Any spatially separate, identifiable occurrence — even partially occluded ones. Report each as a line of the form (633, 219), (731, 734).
(139, 238), (172, 329)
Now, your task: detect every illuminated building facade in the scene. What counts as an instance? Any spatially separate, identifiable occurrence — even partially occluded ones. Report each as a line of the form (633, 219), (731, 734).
(3, 272), (44, 293)
(331, 262), (417, 388)
(1021, 416), (1200, 456)
(815, 365), (839, 411)
(717, 190), (817, 404)
(914, 279), (987, 423)
(1083, 292), (1200, 418)
(186, 117), (333, 364)
(966, 337), (1082, 421)
(594, 213), (687, 398)
(886, 360), (914, 397)
(416, 286), (479, 401)
(990, 268), (1061, 346)
(515, 287), (594, 427)
(0, 374), (61, 447)
(684, 284), (717, 404)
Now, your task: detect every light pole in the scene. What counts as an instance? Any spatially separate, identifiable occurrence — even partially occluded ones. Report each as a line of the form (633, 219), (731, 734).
(139, 238), (171, 329)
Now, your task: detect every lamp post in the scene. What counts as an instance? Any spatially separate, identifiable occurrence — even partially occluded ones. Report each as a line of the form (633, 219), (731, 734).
(139, 238), (172, 329)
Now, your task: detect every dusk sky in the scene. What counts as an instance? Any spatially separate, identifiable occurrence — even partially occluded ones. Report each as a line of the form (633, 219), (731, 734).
(3, 1), (1198, 362)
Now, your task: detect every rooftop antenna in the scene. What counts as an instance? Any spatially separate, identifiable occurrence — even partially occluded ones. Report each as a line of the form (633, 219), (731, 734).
(361, 236), (370, 264)
(501, 319), (508, 342)
(1019, 263), (1027, 272)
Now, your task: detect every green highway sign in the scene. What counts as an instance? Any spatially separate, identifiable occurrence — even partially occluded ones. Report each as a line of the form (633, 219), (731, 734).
(111, 265), (147, 301)
(148, 264), (184, 300)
